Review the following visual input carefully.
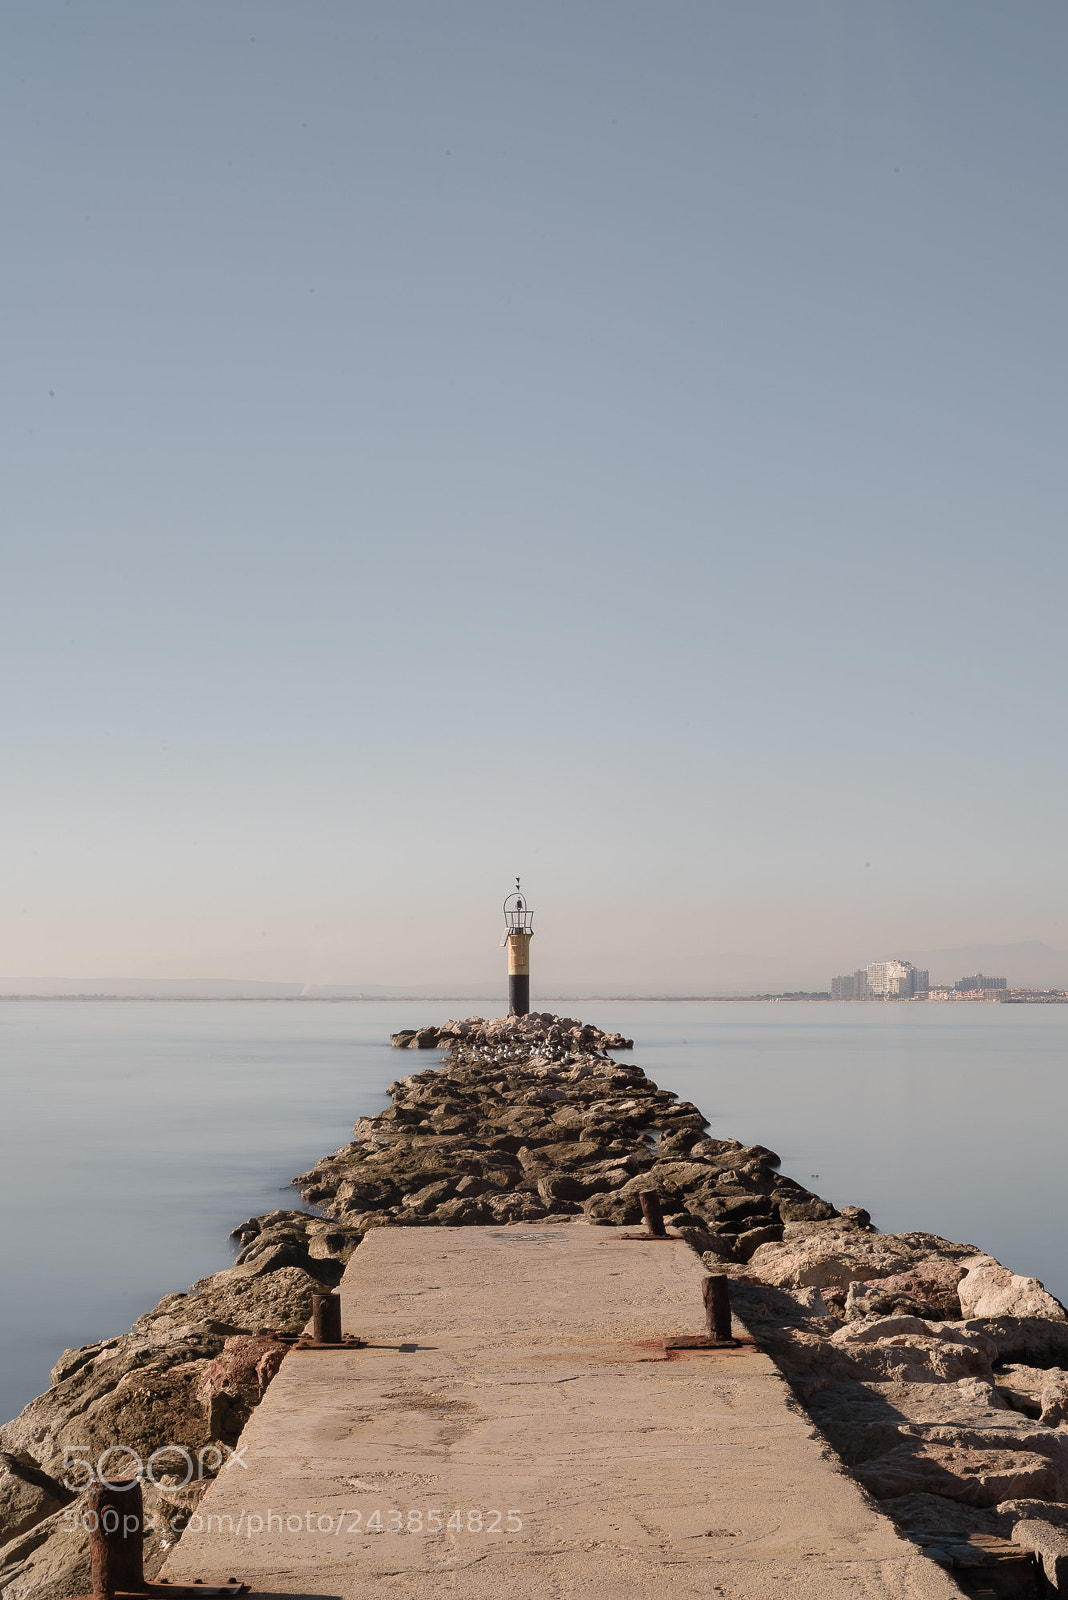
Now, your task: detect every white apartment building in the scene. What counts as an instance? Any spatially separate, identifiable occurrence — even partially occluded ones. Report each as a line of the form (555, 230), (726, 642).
(866, 960), (928, 998)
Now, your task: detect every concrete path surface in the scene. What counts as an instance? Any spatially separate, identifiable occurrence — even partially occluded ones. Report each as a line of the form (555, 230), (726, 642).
(160, 1224), (960, 1599)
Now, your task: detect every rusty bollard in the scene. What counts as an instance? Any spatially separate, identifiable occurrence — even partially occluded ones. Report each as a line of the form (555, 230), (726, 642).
(638, 1191), (667, 1238)
(312, 1292), (342, 1344)
(702, 1274), (734, 1342)
(87, 1477), (144, 1600)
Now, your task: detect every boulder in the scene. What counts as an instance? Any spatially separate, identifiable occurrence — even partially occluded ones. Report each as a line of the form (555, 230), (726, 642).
(957, 1256), (1067, 1322)
(727, 1282), (833, 1324)
(965, 1318), (1068, 1368)
(0, 1453), (71, 1545)
(173, 1265), (334, 1337)
(0, 1502), (91, 1600)
(855, 1443), (1058, 1507)
(845, 1260), (966, 1323)
(999, 1499), (1068, 1532)
(1042, 1375), (1068, 1428)
(877, 1490), (1007, 1539)
(195, 1335), (289, 1441)
(804, 1322), (996, 1386)
(750, 1231), (974, 1296)
(1010, 1519), (1068, 1591)
(734, 1224), (785, 1261)
(583, 1191), (642, 1226)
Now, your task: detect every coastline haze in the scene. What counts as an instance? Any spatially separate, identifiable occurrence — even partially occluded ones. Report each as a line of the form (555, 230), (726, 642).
(3, 936), (1068, 998)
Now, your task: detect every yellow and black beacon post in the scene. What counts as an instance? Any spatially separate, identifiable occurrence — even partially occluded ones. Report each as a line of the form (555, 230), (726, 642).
(503, 878), (533, 1017)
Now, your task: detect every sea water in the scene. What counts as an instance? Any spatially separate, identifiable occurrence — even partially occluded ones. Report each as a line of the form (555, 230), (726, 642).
(1, 998), (1065, 1424)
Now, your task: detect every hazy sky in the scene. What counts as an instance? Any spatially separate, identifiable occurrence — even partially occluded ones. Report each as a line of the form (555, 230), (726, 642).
(3, 3), (1067, 992)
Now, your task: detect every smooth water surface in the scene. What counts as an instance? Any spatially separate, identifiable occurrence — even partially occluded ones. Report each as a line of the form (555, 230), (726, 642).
(1, 999), (1065, 1424)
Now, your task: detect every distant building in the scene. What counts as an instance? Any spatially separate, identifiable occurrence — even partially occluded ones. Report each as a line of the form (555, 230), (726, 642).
(831, 968), (872, 1001)
(955, 973), (1007, 992)
(831, 961), (928, 999)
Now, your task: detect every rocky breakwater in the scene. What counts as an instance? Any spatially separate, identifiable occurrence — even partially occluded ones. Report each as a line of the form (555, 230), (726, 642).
(293, 1011), (827, 1238)
(5, 1011), (1068, 1600)
(295, 1011), (1068, 1595)
(0, 1224), (361, 1600)
(728, 1232), (1068, 1593)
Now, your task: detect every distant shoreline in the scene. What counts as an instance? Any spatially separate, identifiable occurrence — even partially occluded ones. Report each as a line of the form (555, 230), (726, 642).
(2, 992), (1066, 1004)
(0, 992), (820, 1002)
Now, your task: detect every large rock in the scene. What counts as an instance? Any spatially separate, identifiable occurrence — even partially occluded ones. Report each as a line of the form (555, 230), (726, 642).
(749, 1231), (974, 1296)
(808, 1378), (1013, 1468)
(855, 1443), (1058, 1507)
(1, 1265), (331, 1478)
(195, 1335), (289, 1441)
(877, 1490), (1007, 1540)
(1010, 1518), (1068, 1589)
(0, 1453), (71, 1545)
(0, 1502), (91, 1600)
(957, 1256), (1067, 1322)
(966, 1317), (1068, 1367)
(845, 1260), (966, 1322)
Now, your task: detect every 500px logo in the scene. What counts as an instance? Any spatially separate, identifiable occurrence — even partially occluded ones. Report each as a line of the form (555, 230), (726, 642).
(59, 1444), (249, 1491)
(61, 1507), (191, 1537)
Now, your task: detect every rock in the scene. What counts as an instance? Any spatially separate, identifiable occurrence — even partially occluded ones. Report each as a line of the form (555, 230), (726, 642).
(536, 1174), (585, 1208)
(734, 1224), (785, 1261)
(454, 1175), (493, 1198)
(778, 1198), (838, 1222)
(994, 1364), (1049, 1418)
(855, 1443), (1058, 1506)
(173, 1265), (334, 1337)
(0, 1453), (71, 1544)
(781, 1322), (999, 1388)
(0, 1502), (91, 1600)
(958, 1256), (1068, 1322)
(999, 1499), (1068, 1532)
(750, 1232), (974, 1296)
(1042, 1375), (1068, 1428)
(727, 1282), (833, 1323)
(403, 1179), (456, 1214)
(195, 1335), (289, 1441)
(389, 1027), (441, 1049)
(233, 1239), (316, 1277)
(804, 1375), (1068, 1491)
(434, 1197), (493, 1225)
(845, 1260), (966, 1323)
(1010, 1518), (1068, 1589)
(969, 1318), (1068, 1367)
(877, 1491), (1008, 1539)
(583, 1191), (642, 1226)
(1, 1263), (331, 1476)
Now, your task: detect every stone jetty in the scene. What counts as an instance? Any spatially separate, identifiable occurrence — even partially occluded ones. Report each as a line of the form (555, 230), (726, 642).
(3, 1012), (1068, 1598)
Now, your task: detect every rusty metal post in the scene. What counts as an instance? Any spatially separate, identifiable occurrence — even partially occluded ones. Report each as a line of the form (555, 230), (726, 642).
(312, 1292), (342, 1344)
(703, 1274), (733, 1341)
(88, 1477), (144, 1600)
(639, 1191), (667, 1237)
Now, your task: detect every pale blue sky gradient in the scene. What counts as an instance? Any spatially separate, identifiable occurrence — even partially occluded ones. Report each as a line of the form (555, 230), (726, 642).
(3, 3), (1067, 990)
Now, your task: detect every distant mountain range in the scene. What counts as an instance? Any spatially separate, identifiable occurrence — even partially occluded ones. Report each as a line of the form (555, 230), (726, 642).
(898, 941), (1068, 990)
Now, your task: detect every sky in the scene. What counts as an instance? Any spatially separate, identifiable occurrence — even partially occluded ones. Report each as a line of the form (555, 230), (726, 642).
(3, 2), (1067, 994)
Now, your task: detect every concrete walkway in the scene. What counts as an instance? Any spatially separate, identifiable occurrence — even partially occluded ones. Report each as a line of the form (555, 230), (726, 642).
(161, 1224), (960, 1599)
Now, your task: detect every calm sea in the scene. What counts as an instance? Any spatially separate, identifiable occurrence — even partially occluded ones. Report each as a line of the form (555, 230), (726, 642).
(1, 998), (1065, 1424)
